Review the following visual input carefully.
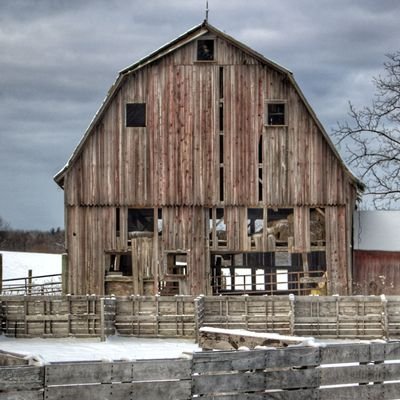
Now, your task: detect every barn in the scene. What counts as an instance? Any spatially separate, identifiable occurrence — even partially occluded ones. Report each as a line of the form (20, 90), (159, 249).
(54, 21), (363, 297)
(353, 211), (400, 295)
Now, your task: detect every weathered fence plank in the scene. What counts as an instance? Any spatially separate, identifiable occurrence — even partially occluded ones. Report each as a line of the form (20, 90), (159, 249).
(192, 391), (319, 400)
(193, 347), (319, 373)
(45, 384), (111, 400)
(0, 366), (43, 391)
(319, 382), (400, 400)
(45, 362), (112, 385)
(0, 390), (44, 400)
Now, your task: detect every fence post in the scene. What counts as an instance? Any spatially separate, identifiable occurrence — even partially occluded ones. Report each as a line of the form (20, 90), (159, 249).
(194, 295), (205, 343)
(0, 253), (3, 294)
(381, 294), (388, 339)
(100, 297), (105, 342)
(62, 253), (68, 295)
(27, 269), (32, 295)
(289, 294), (295, 336)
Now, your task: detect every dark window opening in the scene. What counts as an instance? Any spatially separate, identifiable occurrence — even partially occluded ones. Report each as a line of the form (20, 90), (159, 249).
(209, 208), (227, 248)
(248, 208), (264, 249)
(310, 208), (326, 246)
(267, 102), (286, 126)
(197, 39), (214, 61)
(108, 254), (132, 277)
(128, 208), (154, 233)
(219, 67), (224, 99)
(219, 134), (224, 164)
(258, 167), (263, 202)
(219, 103), (224, 132)
(258, 135), (263, 163)
(157, 208), (163, 236)
(308, 251), (326, 271)
(126, 103), (146, 127)
(116, 208), (120, 237)
(219, 167), (224, 202)
(167, 253), (187, 276)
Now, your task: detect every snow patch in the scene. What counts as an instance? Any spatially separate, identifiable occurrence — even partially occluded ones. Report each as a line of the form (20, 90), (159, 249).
(0, 335), (200, 363)
(0, 251), (61, 281)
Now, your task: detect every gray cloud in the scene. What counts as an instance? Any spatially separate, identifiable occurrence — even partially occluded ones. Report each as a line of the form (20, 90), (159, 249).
(0, 0), (399, 229)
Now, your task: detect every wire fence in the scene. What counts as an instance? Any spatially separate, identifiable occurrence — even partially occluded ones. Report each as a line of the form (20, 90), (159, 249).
(1, 272), (62, 295)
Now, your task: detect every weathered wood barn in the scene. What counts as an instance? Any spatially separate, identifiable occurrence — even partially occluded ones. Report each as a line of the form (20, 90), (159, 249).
(55, 21), (363, 297)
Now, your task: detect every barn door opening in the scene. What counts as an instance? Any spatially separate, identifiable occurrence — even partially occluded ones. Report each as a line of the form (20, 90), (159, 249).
(211, 251), (326, 295)
(159, 252), (189, 296)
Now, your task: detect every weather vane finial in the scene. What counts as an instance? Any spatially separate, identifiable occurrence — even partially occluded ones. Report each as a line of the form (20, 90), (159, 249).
(205, 0), (209, 22)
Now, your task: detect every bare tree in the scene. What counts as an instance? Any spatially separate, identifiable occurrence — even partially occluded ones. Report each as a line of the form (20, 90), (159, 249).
(334, 52), (400, 207)
(0, 216), (10, 231)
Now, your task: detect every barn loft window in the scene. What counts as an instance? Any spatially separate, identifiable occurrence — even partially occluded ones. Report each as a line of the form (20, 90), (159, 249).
(128, 208), (154, 234)
(310, 208), (326, 247)
(266, 102), (286, 126)
(126, 103), (146, 127)
(209, 208), (227, 248)
(167, 253), (188, 276)
(267, 208), (294, 250)
(197, 39), (214, 61)
(108, 254), (132, 277)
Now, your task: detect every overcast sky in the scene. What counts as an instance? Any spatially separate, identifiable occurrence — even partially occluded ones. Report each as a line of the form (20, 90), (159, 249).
(0, 0), (399, 230)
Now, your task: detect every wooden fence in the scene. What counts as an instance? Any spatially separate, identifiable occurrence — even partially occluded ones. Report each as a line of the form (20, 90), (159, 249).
(192, 341), (400, 399)
(199, 295), (293, 335)
(3, 342), (400, 399)
(2, 295), (400, 340)
(114, 295), (196, 337)
(199, 295), (400, 339)
(0, 295), (115, 338)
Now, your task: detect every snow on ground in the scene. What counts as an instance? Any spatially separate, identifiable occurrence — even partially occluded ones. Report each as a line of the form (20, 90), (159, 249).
(0, 251), (61, 281)
(0, 335), (200, 363)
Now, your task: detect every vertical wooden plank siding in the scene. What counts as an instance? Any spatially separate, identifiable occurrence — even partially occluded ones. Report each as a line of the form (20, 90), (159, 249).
(61, 34), (358, 295)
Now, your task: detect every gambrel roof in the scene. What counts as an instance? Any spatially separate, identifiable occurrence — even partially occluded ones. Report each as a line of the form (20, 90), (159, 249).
(54, 20), (363, 192)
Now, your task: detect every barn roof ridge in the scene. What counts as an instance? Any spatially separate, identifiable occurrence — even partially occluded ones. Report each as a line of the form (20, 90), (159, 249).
(54, 21), (364, 192)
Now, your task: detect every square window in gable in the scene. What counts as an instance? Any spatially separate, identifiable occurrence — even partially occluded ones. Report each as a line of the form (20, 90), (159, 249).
(197, 39), (214, 61)
(266, 102), (286, 126)
(126, 103), (146, 127)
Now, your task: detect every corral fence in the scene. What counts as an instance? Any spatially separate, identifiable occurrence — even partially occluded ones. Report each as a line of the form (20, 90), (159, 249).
(1, 294), (400, 340)
(199, 295), (400, 339)
(1, 273), (62, 296)
(0, 295), (115, 339)
(0, 295), (400, 339)
(0, 254), (64, 296)
(3, 342), (400, 399)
